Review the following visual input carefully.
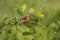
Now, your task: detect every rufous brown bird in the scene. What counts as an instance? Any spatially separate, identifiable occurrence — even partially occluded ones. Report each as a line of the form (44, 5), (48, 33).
(20, 14), (29, 24)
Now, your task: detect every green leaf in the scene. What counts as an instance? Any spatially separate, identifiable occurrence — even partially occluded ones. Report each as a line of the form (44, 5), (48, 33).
(53, 38), (60, 40)
(3, 17), (9, 21)
(0, 31), (2, 34)
(17, 9), (23, 16)
(22, 32), (32, 35)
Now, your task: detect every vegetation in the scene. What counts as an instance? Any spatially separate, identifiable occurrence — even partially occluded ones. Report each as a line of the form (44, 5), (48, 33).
(0, 0), (60, 40)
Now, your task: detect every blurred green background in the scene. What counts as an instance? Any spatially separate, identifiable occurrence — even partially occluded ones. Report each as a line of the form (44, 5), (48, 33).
(0, 0), (60, 40)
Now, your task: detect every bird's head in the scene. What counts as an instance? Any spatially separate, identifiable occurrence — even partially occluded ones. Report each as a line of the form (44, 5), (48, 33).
(25, 13), (29, 17)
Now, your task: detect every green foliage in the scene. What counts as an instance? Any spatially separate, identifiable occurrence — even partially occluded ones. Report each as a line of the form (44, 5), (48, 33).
(22, 32), (32, 35)
(24, 14), (39, 27)
(0, 0), (60, 40)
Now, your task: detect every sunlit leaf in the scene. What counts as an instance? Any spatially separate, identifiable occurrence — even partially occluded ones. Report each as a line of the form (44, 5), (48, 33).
(21, 4), (27, 11)
(36, 11), (44, 18)
(29, 8), (35, 13)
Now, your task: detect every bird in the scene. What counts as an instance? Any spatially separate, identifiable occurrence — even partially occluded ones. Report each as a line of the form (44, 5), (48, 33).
(19, 14), (29, 24)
